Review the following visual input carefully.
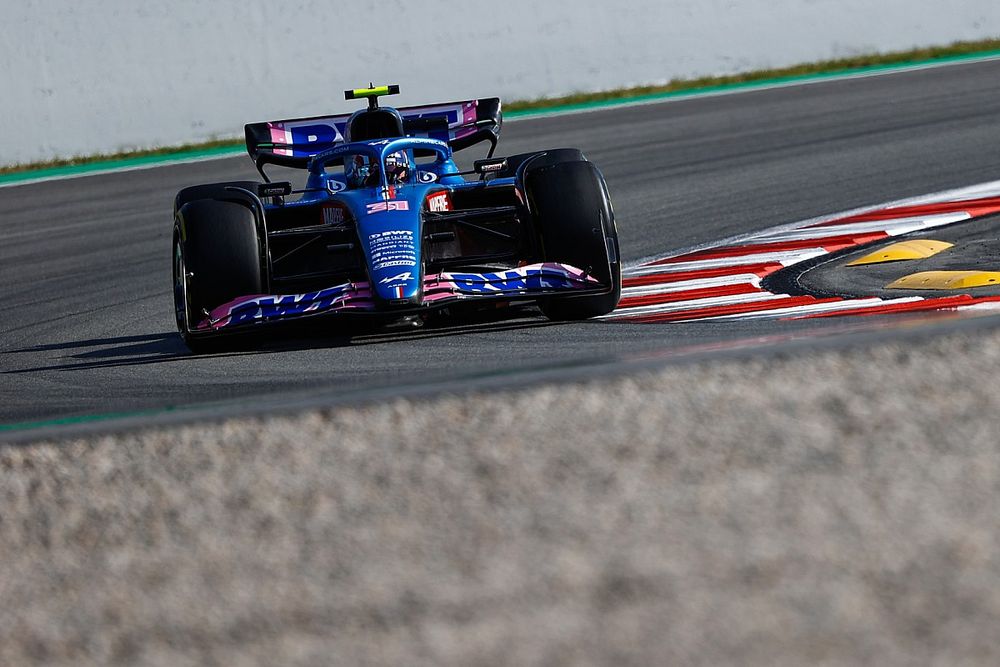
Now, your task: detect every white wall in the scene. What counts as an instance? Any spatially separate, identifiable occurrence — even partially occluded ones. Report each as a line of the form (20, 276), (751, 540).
(3, 0), (999, 166)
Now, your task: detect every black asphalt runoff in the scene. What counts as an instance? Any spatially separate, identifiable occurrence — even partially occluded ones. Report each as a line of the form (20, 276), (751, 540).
(4, 59), (1000, 431)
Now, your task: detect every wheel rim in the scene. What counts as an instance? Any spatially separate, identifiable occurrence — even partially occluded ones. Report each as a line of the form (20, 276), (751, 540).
(173, 230), (191, 334)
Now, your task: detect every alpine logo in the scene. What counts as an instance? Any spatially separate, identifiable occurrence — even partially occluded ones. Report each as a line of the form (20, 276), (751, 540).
(379, 271), (413, 285)
(367, 200), (410, 214)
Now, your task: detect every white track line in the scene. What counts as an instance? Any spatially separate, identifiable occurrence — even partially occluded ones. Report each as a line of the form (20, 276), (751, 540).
(624, 249), (828, 276)
(620, 273), (762, 297)
(957, 301), (1000, 313)
(601, 292), (788, 319)
(701, 297), (925, 321)
(902, 181), (1000, 205)
(753, 213), (970, 241)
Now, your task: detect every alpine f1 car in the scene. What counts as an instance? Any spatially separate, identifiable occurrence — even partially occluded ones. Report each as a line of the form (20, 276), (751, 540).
(172, 85), (621, 352)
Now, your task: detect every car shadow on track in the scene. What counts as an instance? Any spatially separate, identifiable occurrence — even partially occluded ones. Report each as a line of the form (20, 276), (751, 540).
(4, 308), (562, 374)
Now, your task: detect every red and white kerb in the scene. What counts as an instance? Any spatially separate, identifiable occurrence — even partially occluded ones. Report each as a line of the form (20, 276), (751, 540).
(601, 182), (1000, 324)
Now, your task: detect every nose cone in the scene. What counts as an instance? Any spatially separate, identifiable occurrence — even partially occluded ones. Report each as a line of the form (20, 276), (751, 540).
(363, 211), (422, 305)
(373, 264), (420, 303)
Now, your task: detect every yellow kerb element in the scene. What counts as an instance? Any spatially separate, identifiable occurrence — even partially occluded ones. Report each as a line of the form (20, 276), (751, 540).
(887, 271), (1000, 290)
(847, 239), (953, 266)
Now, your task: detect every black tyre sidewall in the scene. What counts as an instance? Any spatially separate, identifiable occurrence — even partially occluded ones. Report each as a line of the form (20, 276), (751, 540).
(174, 199), (263, 351)
(526, 160), (621, 320)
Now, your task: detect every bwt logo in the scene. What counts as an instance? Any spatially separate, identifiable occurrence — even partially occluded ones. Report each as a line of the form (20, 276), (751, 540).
(366, 200), (410, 214)
(227, 285), (353, 326)
(450, 269), (575, 294)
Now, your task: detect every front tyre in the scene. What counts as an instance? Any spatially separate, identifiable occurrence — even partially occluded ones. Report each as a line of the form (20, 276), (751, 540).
(527, 160), (622, 320)
(173, 199), (263, 353)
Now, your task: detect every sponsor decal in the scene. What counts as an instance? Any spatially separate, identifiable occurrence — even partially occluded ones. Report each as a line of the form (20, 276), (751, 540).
(322, 205), (346, 225)
(226, 284), (354, 327)
(475, 158), (507, 173)
(270, 121), (344, 157)
(427, 191), (451, 212)
(262, 101), (477, 159)
(379, 271), (413, 285)
(417, 171), (437, 183)
(366, 200), (410, 214)
(449, 267), (580, 294)
(258, 182), (292, 197)
(326, 179), (346, 193)
(369, 230), (417, 270)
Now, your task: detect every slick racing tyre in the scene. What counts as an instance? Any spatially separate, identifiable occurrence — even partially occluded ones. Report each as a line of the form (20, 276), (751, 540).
(173, 199), (263, 353)
(526, 160), (622, 320)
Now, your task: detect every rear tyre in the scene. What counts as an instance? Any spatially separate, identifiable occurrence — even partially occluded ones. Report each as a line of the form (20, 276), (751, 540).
(526, 160), (621, 320)
(173, 199), (263, 353)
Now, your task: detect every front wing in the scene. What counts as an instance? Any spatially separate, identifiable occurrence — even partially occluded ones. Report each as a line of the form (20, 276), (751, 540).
(194, 263), (602, 332)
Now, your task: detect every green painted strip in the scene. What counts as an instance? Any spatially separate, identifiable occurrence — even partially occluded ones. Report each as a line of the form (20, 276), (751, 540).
(0, 144), (244, 186)
(506, 48), (1000, 118)
(3, 47), (1000, 187)
(0, 407), (177, 433)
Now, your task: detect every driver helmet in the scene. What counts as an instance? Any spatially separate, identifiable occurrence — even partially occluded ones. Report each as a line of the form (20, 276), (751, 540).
(384, 151), (410, 184)
(347, 154), (377, 188)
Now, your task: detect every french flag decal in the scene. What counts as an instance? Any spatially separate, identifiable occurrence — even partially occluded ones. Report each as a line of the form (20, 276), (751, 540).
(394, 285), (405, 299)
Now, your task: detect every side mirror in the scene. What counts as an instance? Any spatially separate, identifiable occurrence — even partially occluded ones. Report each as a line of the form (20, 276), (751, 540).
(257, 182), (292, 198)
(474, 158), (508, 176)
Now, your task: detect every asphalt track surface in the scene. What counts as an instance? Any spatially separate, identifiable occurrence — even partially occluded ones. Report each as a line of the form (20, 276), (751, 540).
(5, 59), (1000, 432)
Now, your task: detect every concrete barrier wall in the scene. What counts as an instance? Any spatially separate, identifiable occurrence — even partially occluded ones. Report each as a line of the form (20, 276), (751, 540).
(3, 0), (999, 166)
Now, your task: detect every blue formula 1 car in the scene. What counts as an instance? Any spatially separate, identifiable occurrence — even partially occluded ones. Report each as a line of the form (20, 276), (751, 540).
(172, 85), (621, 352)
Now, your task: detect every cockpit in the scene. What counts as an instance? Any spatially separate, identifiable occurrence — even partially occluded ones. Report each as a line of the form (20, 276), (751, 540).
(343, 149), (415, 189)
(307, 137), (454, 196)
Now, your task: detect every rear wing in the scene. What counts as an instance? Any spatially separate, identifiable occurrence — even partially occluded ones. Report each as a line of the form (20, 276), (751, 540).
(245, 97), (502, 172)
